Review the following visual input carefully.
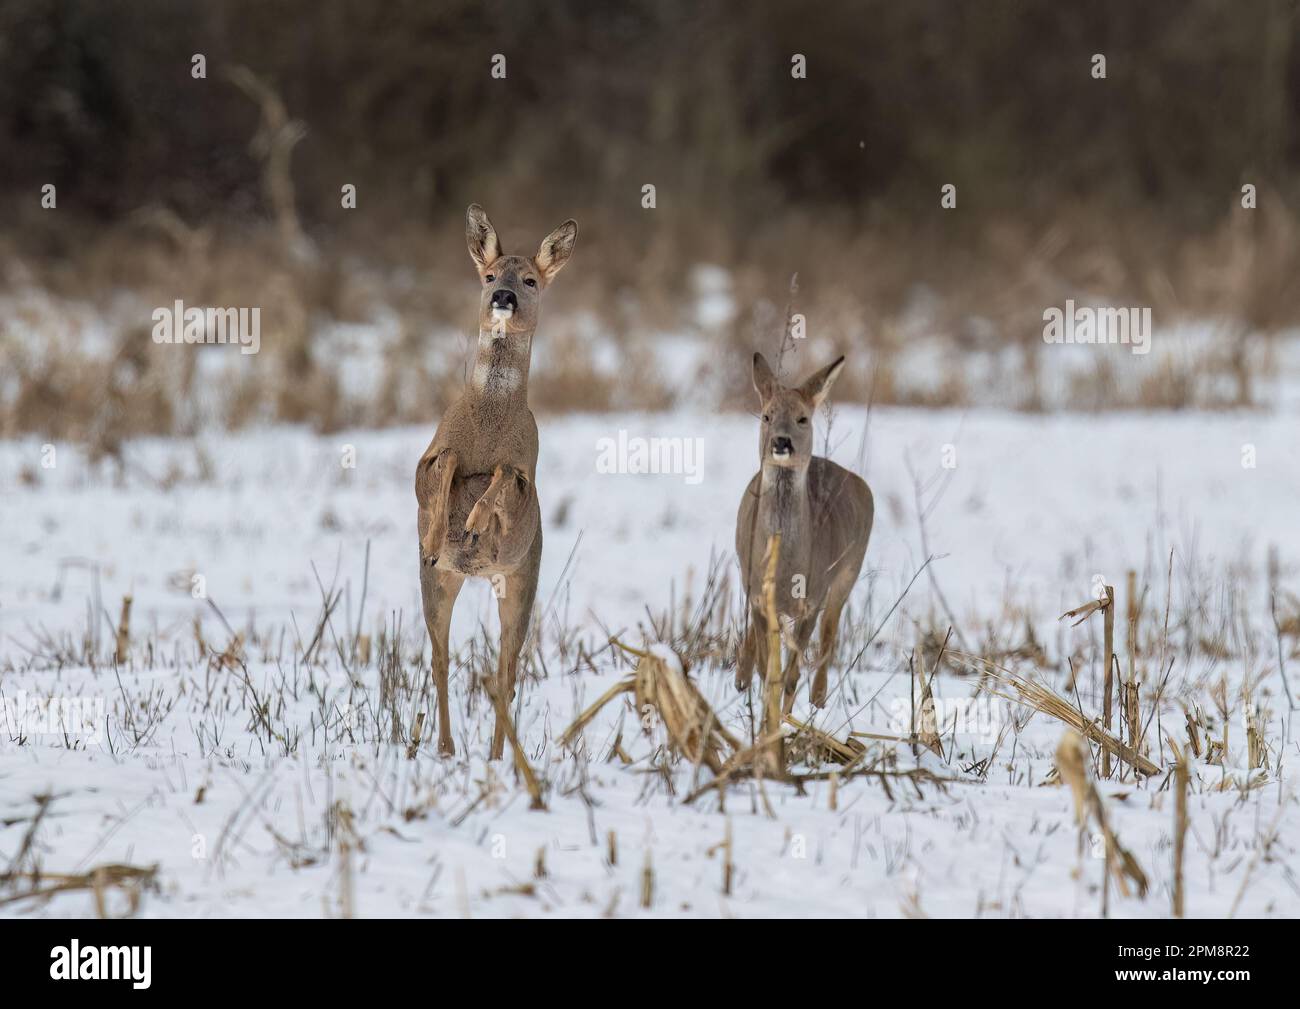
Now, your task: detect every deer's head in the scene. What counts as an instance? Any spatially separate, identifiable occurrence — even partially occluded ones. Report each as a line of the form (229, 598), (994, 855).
(752, 353), (846, 471)
(466, 204), (577, 339)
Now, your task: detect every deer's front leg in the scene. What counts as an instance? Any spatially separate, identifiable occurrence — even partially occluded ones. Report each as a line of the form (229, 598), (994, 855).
(780, 616), (815, 715)
(416, 449), (458, 565)
(810, 597), (847, 708)
(465, 465), (529, 539)
(735, 608), (766, 692)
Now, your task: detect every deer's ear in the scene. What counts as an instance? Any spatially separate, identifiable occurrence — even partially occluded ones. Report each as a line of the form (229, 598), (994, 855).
(535, 219), (578, 282)
(799, 356), (845, 409)
(466, 204), (501, 271)
(752, 352), (777, 401)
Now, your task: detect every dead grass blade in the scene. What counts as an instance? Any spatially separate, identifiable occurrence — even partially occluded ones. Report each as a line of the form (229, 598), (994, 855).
(949, 650), (1161, 776)
(1170, 738), (1189, 917)
(485, 681), (546, 811)
(557, 676), (636, 750)
(913, 644), (943, 757)
(0, 862), (159, 915)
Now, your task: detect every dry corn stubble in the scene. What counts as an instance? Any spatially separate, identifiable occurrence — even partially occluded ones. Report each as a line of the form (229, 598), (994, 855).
(1055, 730), (1149, 903)
(559, 647), (740, 774)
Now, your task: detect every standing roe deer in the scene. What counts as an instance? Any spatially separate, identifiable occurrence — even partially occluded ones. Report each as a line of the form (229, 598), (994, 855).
(735, 352), (873, 711)
(415, 204), (577, 758)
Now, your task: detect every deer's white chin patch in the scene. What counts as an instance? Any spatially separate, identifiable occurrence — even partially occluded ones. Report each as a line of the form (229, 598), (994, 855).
(770, 448), (792, 461)
(491, 306), (515, 321)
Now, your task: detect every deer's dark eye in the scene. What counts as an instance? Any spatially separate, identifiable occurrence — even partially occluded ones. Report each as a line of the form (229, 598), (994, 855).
(797, 416), (809, 425)
(523, 277), (537, 288)
(485, 274), (496, 283)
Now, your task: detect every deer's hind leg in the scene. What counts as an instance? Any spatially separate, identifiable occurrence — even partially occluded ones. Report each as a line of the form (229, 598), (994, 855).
(420, 563), (464, 756)
(489, 530), (542, 761)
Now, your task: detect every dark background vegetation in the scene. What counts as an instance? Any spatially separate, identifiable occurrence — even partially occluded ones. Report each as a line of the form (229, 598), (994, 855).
(3, 0), (1299, 442)
(5, 0), (1295, 233)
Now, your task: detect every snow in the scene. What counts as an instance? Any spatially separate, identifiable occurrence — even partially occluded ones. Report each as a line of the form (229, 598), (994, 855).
(1, 406), (1297, 918)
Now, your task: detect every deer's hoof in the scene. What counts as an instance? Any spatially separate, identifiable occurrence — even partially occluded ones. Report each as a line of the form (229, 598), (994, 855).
(465, 500), (493, 537)
(437, 737), (455, 758)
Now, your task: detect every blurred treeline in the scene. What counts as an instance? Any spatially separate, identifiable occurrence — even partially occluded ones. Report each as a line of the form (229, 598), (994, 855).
(2, 0), (1299, 438)
(5, 0), (1294, 238)
(10, 2), (1300, 234)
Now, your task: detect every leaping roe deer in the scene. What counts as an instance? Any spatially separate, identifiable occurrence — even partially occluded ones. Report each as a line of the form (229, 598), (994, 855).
(415, 205), (577, 759)
(735, 353), (873, 713)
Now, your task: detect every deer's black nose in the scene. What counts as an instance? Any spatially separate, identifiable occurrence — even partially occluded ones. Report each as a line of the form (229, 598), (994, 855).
(772, 436), (793, 454)
(491, 289), (517, 312)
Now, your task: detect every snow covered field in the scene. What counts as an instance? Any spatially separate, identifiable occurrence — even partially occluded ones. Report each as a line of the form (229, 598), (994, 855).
(1, 407), (1297, 918)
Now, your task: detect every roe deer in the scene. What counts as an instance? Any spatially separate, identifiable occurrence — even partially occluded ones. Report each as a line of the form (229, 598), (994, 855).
(415, 204), (577, 758)
(735, 352), (873, 711)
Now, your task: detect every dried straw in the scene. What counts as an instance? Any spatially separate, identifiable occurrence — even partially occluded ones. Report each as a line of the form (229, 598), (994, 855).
(1056, 730), (1149, 904)
(559, 648), (741, 774)
(949, 650), (1161, 776)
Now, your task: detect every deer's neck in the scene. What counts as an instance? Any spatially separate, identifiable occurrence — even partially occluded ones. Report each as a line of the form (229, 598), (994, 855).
(470, 328), (533, 402)
(759, 464), (811, 541)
